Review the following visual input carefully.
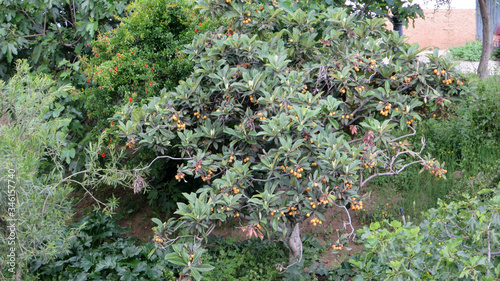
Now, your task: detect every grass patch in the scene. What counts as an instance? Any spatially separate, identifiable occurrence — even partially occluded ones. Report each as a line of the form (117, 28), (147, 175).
(361, 75), (500, 224)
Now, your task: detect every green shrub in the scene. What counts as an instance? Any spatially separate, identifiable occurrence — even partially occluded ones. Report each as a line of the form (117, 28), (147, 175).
(203, 236), (288, 281)
(81, 0), (204, 128)
(344, 186), (500, 280)
(112, 0), (469, 279)
(30, 211), (176, 281)
(448, 41), (500, 61)
(0, 60), (74, 278)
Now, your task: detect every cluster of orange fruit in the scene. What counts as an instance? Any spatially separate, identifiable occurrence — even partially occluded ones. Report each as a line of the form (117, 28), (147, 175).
(404, 77), (412, 83)
(310, 217), (322, 226)
(125, 138), (136, 149)
(189, 254), (194, 261)
(232, 185), (240, 194)
(201, 170), (214, 182)
(379, 102), (392, 116)
(289, 166), (304, 178)
(351, 198), (363, 211)
(256, 112), (266, 120)
(269, 209), (284, 217)
(278, 102), (293, 110)
(242, 14), (251, 24)
(369, 59), (378, 69)
(154, 236), (164, 243)
(175, 172), (185, 181)
(231, 70), (242, 79)
(344, 180), (353, 189)
(176, 121), (186, 131)
(423, 160), (447, 178)
(228, 155), (234, 163)
(363, 153), (376, 169)
(332, 244), (343, 250)
(220, 205), (231, 211)
(249, 95), (258, 103)
(309, 199), (318, 209)
(280, 165), (289, 172)
(363, 161), (375, 169)
(406, 116), (417, 125)
(301, 85), (308, 94)
(433, 69), (445, 76)
(341, 113), (354, 119)
(328, 111), (336, 117)
(339, 88), (346, 94)
(286, 206), (299, 216)
(354, 85), (365, 92)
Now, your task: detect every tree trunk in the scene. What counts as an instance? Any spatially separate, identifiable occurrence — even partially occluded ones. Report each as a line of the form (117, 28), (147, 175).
(288, 223), (302, 264)
(478, 0), (492, 78)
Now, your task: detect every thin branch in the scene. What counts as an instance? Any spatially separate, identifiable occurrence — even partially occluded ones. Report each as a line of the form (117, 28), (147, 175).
(51, 8), (66, 47)
(335, 204), (356, 238)
(19, 8), (44, 35)
(41, 169), (90, 219)
(67, 179), (107, 207)
(361, 159), (422, 187)
(133, 155), (192, 172)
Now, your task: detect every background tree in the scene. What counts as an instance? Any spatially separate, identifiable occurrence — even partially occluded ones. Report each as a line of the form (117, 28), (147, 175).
(0, 0), (129, 82)
(477, 0), (494, 78)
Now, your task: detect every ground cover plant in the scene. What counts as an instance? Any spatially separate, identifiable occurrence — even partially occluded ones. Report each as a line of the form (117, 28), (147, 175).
(330, 185), (500, 280)
(448, 40), (500, 61)
(102, 0), (470, 278)
(30, 211), (177, 280)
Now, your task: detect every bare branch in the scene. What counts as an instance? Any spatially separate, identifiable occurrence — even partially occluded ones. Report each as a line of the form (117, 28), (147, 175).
(133, 155), (192, 172)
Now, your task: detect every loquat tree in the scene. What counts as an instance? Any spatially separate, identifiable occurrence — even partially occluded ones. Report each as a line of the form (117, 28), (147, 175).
(110, 0), (469, 278)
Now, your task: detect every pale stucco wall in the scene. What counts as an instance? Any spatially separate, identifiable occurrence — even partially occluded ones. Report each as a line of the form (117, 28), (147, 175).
(386, 9), (477, 49)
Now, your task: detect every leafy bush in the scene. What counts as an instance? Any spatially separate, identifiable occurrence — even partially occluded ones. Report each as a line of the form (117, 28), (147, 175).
(448, 41), (483, 61)
(448, 41), (500, 61)
(202, 236), (288, 281)
(81, 0), (204, 128)
(0, 60), (74, 278)
(30, 211), (176, 281)
(111, 0), (469, 278)
(347, 186), (500, 280)
(0, 0), (129, 81)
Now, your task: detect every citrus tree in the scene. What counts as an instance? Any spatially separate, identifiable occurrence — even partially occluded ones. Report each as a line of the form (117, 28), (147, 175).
(111, 0), (467, 278)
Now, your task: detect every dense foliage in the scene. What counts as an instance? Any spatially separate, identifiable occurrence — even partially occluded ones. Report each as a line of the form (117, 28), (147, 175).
(0, 61), (74, 278)
(81, 0), (202, 127)
(104, 0), (469, 278)
(346, 186), (500, 280)
(4, 0), (499, 280)
(31, 211), (176, 280)
(0, 0), (129, 82)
